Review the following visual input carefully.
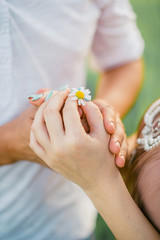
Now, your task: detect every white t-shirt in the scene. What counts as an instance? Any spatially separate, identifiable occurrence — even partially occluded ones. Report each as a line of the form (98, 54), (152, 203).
(0, 0), (144, 239)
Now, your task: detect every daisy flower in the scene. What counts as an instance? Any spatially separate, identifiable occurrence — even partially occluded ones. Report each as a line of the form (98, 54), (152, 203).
(69, 87), (91, 106)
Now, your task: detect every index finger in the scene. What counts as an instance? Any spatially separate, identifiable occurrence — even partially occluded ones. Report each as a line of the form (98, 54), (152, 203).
(44, 89), (70, 141)
(63, 97), (85, 136)
(81, 102), (107, 138)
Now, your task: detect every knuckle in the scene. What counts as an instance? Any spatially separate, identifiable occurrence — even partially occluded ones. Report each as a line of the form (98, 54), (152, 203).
(105, 105), (115, 115)
(107, 105), (115, 112)
(121, 146), (127, 155)
(120, 151), (127, 159)
(113, 134), (123, 144)
(118, 128), (125, 138)
(121, 146), (128, 157)
(116, 117), (124, 129)
(101, 105), (116, 121)
(116, 119), (124, 128)
(116, 123), (125, 135)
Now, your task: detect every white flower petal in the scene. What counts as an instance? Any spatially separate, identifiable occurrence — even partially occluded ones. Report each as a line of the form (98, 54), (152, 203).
(79, 87), (85, 91)
(81, 99), (86, 106)
(84, 95), (91, 101)
(71, 96), (78, 101)
(78, 99), (82, 105)
(78, 99), (85, 106)
(68, 93), (76, 96)
(69, 87), (91, 105)
(71, 88), (78, 93)
(83, 89), (91, 95)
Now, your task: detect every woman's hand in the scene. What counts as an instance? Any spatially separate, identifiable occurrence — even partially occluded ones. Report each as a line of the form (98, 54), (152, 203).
(30, 90), (160, 240)
(29, 88), (128, 168)
(30, 89), (119, 192)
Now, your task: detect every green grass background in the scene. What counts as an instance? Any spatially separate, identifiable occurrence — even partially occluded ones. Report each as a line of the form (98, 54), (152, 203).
(87, 0), (160, 239)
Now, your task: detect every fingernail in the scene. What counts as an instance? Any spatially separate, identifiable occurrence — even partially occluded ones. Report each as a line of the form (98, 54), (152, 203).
(119, 155), (125, 167)
(120, 154), (125, 161)
(115, 141), (121, 148)
(109, 121), (115, 130)
(28, 93), (43, 101)
(45, 90), (54, 101)
(59, 84), (69, 91)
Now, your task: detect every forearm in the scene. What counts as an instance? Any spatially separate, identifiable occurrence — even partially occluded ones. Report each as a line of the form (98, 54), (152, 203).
(0, 110), (46, 167)
(0, 120), (27, 165)
(86, 172), (159, 240)
(95, 59), (144, 117)
(0, 124), (14, 165)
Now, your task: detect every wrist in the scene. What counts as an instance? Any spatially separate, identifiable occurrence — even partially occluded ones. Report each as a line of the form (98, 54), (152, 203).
(85, 168), (121, 201)
(0, 118), (27, 163)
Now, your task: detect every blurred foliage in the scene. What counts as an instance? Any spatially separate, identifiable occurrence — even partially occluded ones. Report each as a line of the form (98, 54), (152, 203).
(86, 0), (160, 239)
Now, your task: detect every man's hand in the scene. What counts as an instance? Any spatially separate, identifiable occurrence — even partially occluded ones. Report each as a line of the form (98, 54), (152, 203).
(0, 106), (46, 166)
(64, 97), (128, 168)
(93, 99), (128, 168)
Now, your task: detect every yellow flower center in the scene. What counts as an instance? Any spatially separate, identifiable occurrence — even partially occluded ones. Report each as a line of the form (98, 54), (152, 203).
(76, 91), (84, 99)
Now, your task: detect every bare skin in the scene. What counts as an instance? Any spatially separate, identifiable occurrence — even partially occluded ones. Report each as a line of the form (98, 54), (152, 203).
(0, 59), (142, 168)
(96, 59), (144, 118)
(0, 106), (46, 166)
(30, 90), (160, 240)
(0, 100), (126, 167)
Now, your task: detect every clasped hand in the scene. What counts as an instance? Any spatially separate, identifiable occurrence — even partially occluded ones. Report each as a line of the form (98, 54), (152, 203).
(30, 89), (127, 191)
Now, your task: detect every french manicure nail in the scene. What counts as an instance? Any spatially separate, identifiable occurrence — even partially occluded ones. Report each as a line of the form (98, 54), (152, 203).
(28, 93), (43, 101)
(59, 84), (69, 91)
(45, 90), (54, 101)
